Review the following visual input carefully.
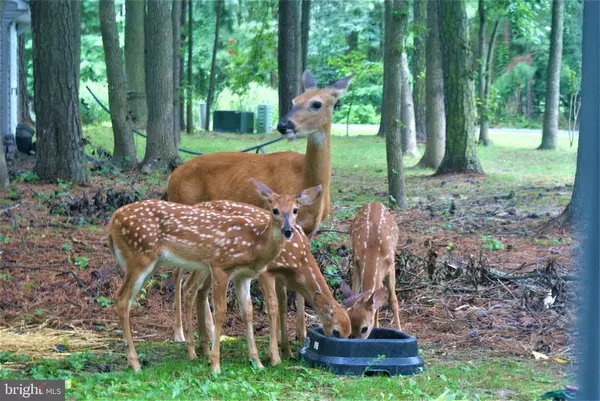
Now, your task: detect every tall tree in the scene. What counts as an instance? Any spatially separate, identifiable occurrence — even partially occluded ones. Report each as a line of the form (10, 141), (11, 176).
(539, 0), (565, 150)
(186, 0), (193, 134)
(478, 0), (500, 147)
(383, 0), (407, 209)
(142, 0), (181, 172)
(300, 0), (311, 73)
(377, 0), (393, 138)
(436, 0), (483, 175)
(412, 0), (426, 143)
(179, 0), (186, 130)
(0, 0), (8, 189)
(400, 52), (419, 158)
(278, 0), (301, 119)
(416, 0), (445, 170)
(18, 34), (33, 126)
(172, 0), (182, 146)
(99, 0), (137, 170)
(205, 0), (223, 131)
(125, 0), (147, 127)
(31, 0), (88, 184)
(72, 0), (81, 91)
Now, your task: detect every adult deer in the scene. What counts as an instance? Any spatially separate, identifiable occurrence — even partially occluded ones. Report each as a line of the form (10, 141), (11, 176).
(168, 70), (352, 344)
(181, 216), (351, 364)
(107, 179), (321, 373)
(341, 202), (402, 339)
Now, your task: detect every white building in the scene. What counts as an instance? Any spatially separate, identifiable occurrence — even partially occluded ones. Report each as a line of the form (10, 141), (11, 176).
(1, 0), (30, 152)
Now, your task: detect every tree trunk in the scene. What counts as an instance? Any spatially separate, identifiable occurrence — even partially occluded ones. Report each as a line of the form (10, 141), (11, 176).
(186, 0), (193, 134)
(435, 0), (483, 175)
(384, 0), (407, 209)
(18, 34), (33, 126)
(416, 0), (445, 170)
(377, 0), (393, 138)
(172, 0), (182, 147)
(142, 0), (181, 172)
(0, 0), (8, 189)
(477, 0), (489, 146)
(179, 0), (186, 130)
(99, 0), (137, 170)
(31, 0), (89, 184)
(72, 0), (81, 92)
(412, 0), (426, 143)
(125, 0), (147, 127)
(539, 0), (564, 150)
(205, 0), (222, 131)
(400, 52), (419, 158)
(479, 19), (500, 146)
(301, 0), (310, 72)
(278, 0), (301, 119)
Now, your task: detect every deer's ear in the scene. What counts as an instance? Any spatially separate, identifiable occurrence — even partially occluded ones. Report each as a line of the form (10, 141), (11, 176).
(367, 287), (389, 310)
(340, 281), (353, 299)
(302, 70), (317, 90)
(329, 75), (353, 97)
(297, 184), (322, 206)
(250, 178), (275, 201)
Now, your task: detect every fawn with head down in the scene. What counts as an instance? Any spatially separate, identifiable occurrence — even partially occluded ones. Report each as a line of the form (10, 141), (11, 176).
(342, 202), (402, 339)
(107, 179), (321, 373)
(181, 203), (351, 364)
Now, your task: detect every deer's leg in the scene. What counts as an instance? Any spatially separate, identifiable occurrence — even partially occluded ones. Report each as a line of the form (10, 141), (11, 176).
(295, 293), (306, 342)
(373, 309), (380, 328)
(258, 272), (281, 366)
(352, 259), (362, 294)
(209, 268), (230, 374)
(115, 255), (158, 372)
(183, 270), (209, 360)
(234, 275), (264, 369)
(276, 277), (293, 358)
(386, 269), (402, 332)
(173, 267), (185, 342)
(195, 271), (213, 357)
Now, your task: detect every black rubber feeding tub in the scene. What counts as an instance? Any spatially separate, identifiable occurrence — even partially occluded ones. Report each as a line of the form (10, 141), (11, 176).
(300, 327), (425, 376)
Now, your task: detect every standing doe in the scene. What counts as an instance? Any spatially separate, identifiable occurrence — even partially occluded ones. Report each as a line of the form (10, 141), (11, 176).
(107, 179), (321, 373)
(342, 202), (401, 338)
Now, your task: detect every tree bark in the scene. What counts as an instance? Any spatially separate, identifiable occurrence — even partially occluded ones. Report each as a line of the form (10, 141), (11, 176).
(435, 0), (483, 175)
(479, 19), (500, 146)
(412, 0), (426, 143)
(99, 0), (137, 170)
(205, 0), (222, 131)
(142, 0), (181, 172)
(18, 34), (33, 126)
(477, 0), (488, 146)
(300, 0), (310, 73)
(179, 0), (186, 130)
(377, 0), (392, 138)
(416, 0), (445, 170)
(31, 0), (89, 184)
(186, 0), (193, 134)
(278, 0), (301, 119)
(172, 0), (182, 147)
(71, 0), (81, 92)
(384, 0), (407, 209)
(400, 52), (419, 158)
(125, 0), (147, 127)
(0, 0), (8, 189)
(539, 0), (565, 150)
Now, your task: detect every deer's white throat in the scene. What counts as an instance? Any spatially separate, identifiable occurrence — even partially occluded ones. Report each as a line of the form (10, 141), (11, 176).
(307, 131), (326, 147)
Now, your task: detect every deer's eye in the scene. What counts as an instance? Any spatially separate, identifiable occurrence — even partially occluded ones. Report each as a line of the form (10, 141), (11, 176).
(332, 329), (340, 338)
(293, 208), (299, 215)
(272, 208), (280, 215)
(361, 326), (369, 334)
(311, 101), (322, 110)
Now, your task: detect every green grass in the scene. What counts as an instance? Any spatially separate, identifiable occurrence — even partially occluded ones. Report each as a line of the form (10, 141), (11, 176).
(0, 340), (568, 400)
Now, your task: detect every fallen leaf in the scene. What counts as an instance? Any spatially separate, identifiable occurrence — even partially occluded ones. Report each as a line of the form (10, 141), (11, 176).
(554, 357), (568, 364)
(532, 351), (549, 360)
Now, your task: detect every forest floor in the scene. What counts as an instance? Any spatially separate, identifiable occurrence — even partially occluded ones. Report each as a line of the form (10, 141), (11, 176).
(0, 127), (577, 400)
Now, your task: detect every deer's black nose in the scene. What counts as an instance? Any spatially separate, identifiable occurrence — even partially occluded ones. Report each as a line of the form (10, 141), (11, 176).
(282, 228), (293, 239)
(277, 119), (295, 135)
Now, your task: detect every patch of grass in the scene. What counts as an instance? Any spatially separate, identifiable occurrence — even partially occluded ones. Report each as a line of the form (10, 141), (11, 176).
(0, 340), (568, 400)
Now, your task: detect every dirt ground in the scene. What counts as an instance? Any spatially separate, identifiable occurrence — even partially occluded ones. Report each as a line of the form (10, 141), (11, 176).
(0, 155), (575, 364)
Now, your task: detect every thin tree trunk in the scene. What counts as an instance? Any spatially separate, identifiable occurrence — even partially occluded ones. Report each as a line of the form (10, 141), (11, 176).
(18, 34), (33, 126)
(205, 0), (222, 131)
(172, 0), (182, 147)
(300, 0), (310, 72)
(477, 0), (489, 146)
(539, 0), (565, 150)
(179, 0), (186, 130)
(142, 0), (181, 172)
(480, 19), (500, 146)
(400, 52), (419, 158)
(377, 0), (392, 138)
(0, 0), (9, 189)
(99, 0), (137, 170)
(125, 0), (147, 127)
(416, 0), (445, 170)
(278, 0), (301, 119)
(384, 0), (407, 209)
(412, 0), (426, 143)
(31, 0), (88, 184)
(436, 0), (483, 175)
(186, 0), (193, 134)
